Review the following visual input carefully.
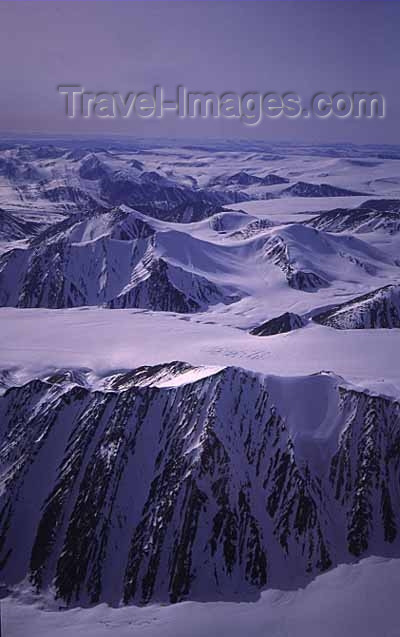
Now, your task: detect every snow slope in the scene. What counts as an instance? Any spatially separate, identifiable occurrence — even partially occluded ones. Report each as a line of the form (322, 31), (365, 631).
(4, 556), (400, 637)
(0, 306), (399, 399)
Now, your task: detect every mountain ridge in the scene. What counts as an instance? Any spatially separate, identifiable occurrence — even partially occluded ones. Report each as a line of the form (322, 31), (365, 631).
(1, 362), (399, 606)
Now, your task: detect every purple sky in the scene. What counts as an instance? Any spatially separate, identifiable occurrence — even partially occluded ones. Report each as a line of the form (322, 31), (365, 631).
(0, 0), (399, 143)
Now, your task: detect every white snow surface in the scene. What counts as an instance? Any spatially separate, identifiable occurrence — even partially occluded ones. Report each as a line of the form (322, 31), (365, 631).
(0, 307), (399, 398)
(4, 556), (400, 637)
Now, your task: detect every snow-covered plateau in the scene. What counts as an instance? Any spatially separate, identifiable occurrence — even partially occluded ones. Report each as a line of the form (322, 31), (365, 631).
(0, 140), (400, 634)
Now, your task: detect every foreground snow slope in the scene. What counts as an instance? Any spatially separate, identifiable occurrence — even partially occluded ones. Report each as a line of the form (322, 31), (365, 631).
(4, 556), (400, 637)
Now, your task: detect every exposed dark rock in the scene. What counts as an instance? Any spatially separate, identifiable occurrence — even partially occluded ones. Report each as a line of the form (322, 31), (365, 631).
(250, 312), (306, 336)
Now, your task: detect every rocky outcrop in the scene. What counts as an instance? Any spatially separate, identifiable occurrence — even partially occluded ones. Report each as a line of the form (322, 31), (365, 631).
(250, 312), (306, 336)
(263, 232), (330, 292)
(229, 218), (275, 240)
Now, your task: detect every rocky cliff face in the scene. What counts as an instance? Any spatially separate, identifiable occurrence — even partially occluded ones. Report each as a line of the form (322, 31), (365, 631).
(0, 209), (46, 241)
(1, 363), (399, 606)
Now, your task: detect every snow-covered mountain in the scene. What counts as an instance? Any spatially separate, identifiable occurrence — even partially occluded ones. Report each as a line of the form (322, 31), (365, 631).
(1, 201), (399, 309)
(208, 171), (289, 188)
(306, 199), (400, 234)
(2, 140), (400, 624)
(259, 223), (399, 292)
(1, 362), (400, 606)
(313, 283), (400, 329)
(282, 181), (365, 198)
(0, 208), (242, 310)
(0, 145), (250, 221)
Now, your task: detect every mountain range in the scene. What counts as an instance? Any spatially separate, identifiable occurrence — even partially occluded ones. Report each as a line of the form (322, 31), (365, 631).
(1, 140), (400, 612)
